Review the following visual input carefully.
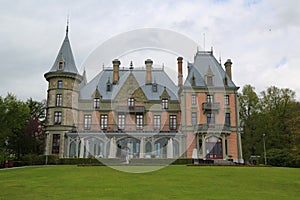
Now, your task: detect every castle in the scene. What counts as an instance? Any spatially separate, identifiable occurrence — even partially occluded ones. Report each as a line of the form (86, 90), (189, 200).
(44, 25), (243, 163)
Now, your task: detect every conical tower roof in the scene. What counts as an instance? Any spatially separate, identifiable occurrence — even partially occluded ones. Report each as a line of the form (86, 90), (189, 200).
(48, 25), (79, 74)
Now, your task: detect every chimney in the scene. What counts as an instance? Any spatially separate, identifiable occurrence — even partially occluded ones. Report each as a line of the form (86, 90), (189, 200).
(145, 59), (153, 84)
(177, 57), (183, 86)
(113, 59), (120, 84)
(224, 59), (232, 80)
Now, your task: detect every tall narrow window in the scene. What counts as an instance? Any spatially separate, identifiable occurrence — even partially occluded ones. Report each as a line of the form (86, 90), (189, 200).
(56, 94), (62, 106)
(58, 61), (64, 70)
(128, 98), (135, 107)
(225, 113), (231, 126)
(207, 76), (213, 86)
(207, 95), (214, 103)
(153, 115), (161, 130)
(94, 98), (100, 109)
(207, 113), (215, 126)
(52, 134), (60, 154)
(169, 115), (177, 130)
(54, 111), (62, 125)
(118, 114), (125, 129)
(57, 80), (63, 89)
(224, 95), (229, 105)
(136, 114), (143, 130)
(192, 94), (196, 105)
(192, 112), (197, 126)
(100, 115), (108, 130)
(162, 98), (168, 109)
(84, 115), (92, 130)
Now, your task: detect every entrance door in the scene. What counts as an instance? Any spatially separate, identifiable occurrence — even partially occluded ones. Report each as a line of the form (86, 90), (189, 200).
(205, 136), (222, 159)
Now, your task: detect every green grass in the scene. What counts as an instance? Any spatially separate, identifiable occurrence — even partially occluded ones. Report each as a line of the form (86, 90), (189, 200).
(0, 165), (300, 200)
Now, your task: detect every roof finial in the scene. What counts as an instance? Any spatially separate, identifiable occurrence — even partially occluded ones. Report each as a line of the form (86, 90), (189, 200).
(66, 14), (69, 36)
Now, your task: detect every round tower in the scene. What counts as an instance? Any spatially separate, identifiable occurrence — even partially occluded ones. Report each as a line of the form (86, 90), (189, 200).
(44, 24), (82, 158)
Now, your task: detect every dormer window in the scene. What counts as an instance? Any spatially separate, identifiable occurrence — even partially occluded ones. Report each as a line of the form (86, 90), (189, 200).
(106, 78), (112, 92)
(128, 98), (135, 107)
(162, 98), (168, 109)
(94, 98), (100, 109)
(207, 76), (213, 86)
(58, 61), (64, 70)
(152, 83), (157, 92)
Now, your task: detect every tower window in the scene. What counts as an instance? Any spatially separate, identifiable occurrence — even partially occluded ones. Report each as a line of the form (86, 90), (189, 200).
(52, 134), (60, 154)
(54, 111), (62, 125)
(58, 61), (64, 70)
(57, 80), (63, 89)
(56, 94), (62, 106)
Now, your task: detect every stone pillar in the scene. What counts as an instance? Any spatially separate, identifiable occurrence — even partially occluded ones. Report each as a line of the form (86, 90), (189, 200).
(85, 140), (90, 158)
(139, 137), (145, 158)
(109, 137), (116, 158)
(79, 138), (84, 158)
(75, 137), (79, 158)
(66, 137), (70, 158)
(202, 135), (206, 159)
(222, 135), (226, 159)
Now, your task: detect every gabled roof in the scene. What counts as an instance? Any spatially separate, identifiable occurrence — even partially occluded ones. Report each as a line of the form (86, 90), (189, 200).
(184, 51), (237, 88)
(48, 28), (79, 75)
(79, 68), (179, 101)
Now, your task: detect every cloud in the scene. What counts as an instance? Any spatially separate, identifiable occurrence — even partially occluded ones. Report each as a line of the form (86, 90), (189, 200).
(0, 0), (300, 100)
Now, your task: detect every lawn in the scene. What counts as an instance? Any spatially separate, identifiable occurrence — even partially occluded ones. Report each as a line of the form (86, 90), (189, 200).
(0, 165), (299, 200)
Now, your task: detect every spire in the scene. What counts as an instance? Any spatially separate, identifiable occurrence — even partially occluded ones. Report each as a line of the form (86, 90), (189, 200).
(66, 17), (69, 36)
(48, 23), (79, 74)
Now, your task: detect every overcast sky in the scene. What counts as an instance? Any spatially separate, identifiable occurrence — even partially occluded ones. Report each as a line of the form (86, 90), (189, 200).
(1, 0), (300, 101)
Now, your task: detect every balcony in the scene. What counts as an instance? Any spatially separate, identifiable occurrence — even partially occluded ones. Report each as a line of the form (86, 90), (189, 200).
(115, 106), (145, 113)
(202, 102), (220, 113)
(194, 124), (231, 133)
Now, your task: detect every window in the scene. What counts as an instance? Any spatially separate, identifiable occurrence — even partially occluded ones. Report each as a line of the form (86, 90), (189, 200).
(84, 115), (92, 130)
(207, 76), (213, 86)
(94, 98), (100, 109)
(56, 94), (62, 106)
(169, 115), (177, 130)
(58, 61), (64, 70)
(54, 111), (62, 124)
(192, 112), (197, 126)
(57, 80), (63, 89)
(225, 113), (231, 126)
(118, 114), (125, 129)
(100, 115), (108, 130)
(136, 114), (143, 129)
(52, 134), (60, 154)
(207, 95), (214, 103)
(207, 113), (215, 126)
(224, 95), (229, 105)
(152, 84), (157, 92)
(192, 94), (196, 105)
(106, 83), (111, 92)
(153, 115), (161, 130)
(128, 98), (135, 107)
(162, 98), (168, 109)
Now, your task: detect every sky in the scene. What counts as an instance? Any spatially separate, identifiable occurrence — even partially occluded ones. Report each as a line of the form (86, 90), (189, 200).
(1, 0), (300, 101)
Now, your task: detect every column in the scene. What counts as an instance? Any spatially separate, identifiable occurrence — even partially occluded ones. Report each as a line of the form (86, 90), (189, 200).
(66, 137), (70, 158)
(202, 135), (206, 159)
(222, 135), (226, 159)
(139, 137), (145, 158)
(79, 138), (84, 158)
(75, 137), (79, 158)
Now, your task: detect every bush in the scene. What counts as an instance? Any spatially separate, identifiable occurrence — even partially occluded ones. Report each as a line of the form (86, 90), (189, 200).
(267, 148), (300, 167)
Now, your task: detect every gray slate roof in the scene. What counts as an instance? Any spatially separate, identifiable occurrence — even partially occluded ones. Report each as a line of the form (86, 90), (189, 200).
(48, 33), (79, 74)
(79, 68), (179, 101)
(184, 51), (236, 88)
